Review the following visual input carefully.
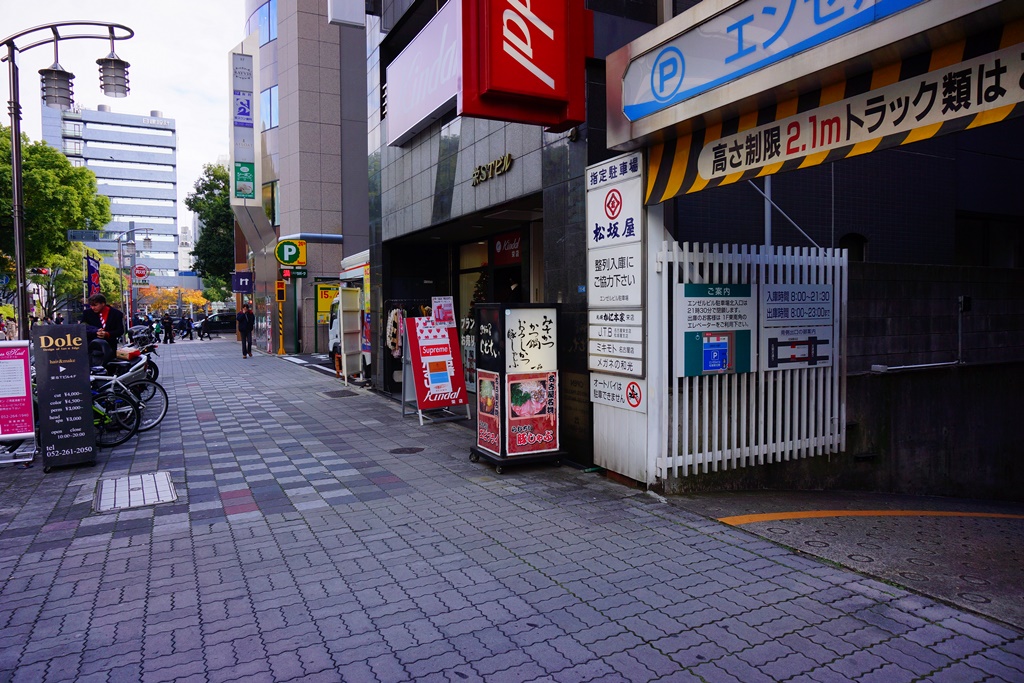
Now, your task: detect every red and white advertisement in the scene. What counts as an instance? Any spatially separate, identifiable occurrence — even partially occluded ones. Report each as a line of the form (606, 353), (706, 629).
(506, 371), (559, 455)
(0, 342), (36, 439)
(460, 0), (589, 130)
(405, 317), (468, 411)
(476, 370), (501, 455)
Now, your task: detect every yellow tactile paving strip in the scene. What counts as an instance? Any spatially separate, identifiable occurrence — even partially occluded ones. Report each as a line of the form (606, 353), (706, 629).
(719, 510), (1024, 526)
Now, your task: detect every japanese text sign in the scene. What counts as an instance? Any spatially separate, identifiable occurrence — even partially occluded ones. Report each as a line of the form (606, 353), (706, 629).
(590, 373), (646, 414)
(505, 307), (557, 372)
(698, 42), (1024, 179)
(587, 243), (643, 308)
(622, 0), (927, 122)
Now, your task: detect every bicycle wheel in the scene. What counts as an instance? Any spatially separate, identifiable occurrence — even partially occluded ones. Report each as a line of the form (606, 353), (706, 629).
(93, 391), (140, 447)
(127, 379), (168, 432)
(145, 359), (160, 382)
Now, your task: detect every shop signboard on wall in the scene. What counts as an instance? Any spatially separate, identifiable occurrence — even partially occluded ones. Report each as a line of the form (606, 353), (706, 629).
(677, 283), (757, 377)
(405, 317), (468, 411)
(316, 283), (340, 325)
(31, 326), (97, 469)
(759, 284), (834, 370)
(492, 230), (522, 266)
(506, 371), (559, 455)
(0, 342), (35, 440)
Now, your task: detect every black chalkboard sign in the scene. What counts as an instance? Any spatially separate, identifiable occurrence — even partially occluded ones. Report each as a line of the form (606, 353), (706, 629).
(32, 324), (97, 469)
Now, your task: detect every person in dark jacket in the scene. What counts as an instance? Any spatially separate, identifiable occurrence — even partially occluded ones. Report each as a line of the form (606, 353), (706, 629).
(236, 304), (256, 358)
(81, 294), (126, 365)
(161, 313), (175, 344)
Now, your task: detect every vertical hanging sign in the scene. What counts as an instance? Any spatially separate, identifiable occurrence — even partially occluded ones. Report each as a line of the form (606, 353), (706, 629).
(405, 317), (469, 410)
(231, 52), (256, 199)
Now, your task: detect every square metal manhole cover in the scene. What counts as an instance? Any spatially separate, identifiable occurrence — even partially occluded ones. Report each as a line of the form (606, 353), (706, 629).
(321, 390), (357, 398)
(94, 471), (177, 513)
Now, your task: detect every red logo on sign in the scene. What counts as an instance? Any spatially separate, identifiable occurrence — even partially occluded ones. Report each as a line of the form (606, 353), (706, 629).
(133, 265), (149, 279)
(604, 189), (622, 220)
(460, 0), (590, 130)
(626, 381), (642, 408)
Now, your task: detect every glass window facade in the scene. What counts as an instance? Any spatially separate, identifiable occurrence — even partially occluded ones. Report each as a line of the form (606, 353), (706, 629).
(262, 181), (279, 226)
(261, 85), (278, 131)
(246, 0), (278, 45)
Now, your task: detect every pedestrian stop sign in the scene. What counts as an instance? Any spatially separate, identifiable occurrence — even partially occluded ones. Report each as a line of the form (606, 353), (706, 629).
(275, 240), (306, 266)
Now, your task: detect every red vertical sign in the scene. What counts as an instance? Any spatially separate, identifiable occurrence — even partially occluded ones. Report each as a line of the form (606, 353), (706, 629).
(405, 317), (469, 411)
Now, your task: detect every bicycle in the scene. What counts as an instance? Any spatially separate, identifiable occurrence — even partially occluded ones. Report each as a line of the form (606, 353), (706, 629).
(91, 354), (168, 433)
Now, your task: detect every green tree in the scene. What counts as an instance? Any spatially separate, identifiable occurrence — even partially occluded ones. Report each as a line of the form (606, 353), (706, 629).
(30, 246), (126, 319)
(200, 274), (232, 305)
(0, 125), (112, 269)
(185, 164), (234, 280)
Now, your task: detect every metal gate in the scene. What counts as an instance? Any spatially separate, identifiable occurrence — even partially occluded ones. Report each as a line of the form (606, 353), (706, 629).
(658, 242), (847, 478)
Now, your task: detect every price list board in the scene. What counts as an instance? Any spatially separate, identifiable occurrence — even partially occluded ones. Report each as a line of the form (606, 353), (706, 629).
(32, 325), (97, 469)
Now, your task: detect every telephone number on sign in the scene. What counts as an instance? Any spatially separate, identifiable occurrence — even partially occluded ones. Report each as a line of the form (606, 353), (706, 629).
(45, 447), (95, 458)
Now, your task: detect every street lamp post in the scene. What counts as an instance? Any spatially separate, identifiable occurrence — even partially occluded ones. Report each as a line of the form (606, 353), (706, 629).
(3, 21), (134, 339)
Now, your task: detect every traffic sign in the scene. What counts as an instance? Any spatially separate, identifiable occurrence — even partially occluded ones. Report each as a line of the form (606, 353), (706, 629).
(0, 275), (10, 286)
(275, 239), (307, 266)
(132, 264), (149, 279)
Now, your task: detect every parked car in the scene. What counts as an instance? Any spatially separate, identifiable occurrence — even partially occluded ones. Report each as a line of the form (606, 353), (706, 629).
(203, 312), (238, 333)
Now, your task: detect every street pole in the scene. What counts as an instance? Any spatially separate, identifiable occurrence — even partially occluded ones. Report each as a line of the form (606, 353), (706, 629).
(6, 42), (30, 340)
(4, 21), (135, 340)
(128, 221), (135, 317)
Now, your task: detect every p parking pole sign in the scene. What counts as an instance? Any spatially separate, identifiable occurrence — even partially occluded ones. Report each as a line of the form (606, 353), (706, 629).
(275, 240), (307, 266)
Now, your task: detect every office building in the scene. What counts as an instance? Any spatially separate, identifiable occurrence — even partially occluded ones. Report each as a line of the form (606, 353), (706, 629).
(42, 103), (180, 289)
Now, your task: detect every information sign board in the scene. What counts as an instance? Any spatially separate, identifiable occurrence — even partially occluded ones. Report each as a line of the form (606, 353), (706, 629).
(587, 242), (643, 308)
(590, 373), (646, 414)
(31, 325), (97, 469)
(759, 284), (834, 370)
(677, 283), (757, 377)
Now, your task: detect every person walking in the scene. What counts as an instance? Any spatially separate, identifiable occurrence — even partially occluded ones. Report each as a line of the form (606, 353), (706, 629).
(183, 316), (194, 340)
(161, 312), (175, 344)
(236, 304), (255, 358)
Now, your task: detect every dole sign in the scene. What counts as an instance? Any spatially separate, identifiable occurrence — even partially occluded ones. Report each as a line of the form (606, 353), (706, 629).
(460, 0), (588, 130)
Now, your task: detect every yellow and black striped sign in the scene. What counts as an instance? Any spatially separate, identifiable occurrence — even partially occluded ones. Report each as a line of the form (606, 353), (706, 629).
(646, 19), (1024, 204)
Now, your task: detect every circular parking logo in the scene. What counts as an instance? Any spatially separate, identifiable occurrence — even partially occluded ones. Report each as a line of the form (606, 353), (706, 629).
(650, 46), (685, 103)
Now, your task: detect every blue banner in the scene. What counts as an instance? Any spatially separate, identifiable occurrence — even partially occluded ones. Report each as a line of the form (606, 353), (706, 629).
(232, 271), (254, 293)
(86, 257), (101, 298)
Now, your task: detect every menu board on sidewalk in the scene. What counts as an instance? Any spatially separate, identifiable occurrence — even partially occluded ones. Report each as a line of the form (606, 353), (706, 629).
(32, 325), (97, 469)
(0, 342), (35, 439)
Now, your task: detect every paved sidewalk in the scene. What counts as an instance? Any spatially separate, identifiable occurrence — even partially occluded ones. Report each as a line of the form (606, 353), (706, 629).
(0, 338), (1022, 682)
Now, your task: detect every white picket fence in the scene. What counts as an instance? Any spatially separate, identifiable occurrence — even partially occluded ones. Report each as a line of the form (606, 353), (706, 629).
(658, 243), (847, 478)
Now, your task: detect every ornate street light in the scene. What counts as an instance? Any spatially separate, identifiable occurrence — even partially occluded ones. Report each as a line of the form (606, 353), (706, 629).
(3, 21), (134, 339)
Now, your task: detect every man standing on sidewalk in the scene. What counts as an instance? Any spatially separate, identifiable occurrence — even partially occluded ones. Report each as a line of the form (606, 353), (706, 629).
(236, 304), (255, 358)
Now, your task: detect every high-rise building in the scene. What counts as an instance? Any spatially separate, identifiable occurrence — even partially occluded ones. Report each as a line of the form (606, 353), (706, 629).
(41, 103), (179, 289)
